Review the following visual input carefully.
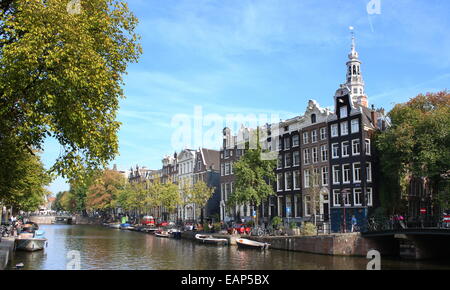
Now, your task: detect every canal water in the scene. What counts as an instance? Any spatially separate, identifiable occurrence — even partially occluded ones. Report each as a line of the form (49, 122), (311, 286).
(8, 225), (450, 270)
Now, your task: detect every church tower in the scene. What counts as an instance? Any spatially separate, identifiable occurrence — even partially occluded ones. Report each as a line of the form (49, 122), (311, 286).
(335, 28), (368, 108)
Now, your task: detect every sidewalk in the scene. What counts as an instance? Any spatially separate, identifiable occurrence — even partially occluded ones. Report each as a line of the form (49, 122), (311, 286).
(0, 237), (15, 270)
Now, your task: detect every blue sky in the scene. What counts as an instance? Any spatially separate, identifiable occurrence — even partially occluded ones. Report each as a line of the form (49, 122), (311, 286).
(44, 0), (450, 194)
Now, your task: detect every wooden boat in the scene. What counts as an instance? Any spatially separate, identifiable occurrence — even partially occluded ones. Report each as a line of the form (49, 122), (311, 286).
(236, 238), (270, 250)
(195, 234), (228, 245)
(15, 230), (47, 252)
(141, 227), (158, 234)
(155, 230), (170, 238)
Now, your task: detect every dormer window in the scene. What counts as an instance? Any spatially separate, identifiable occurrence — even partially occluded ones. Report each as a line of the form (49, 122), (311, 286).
(311, 114), (317, 124)
(340, 107), (348, 118)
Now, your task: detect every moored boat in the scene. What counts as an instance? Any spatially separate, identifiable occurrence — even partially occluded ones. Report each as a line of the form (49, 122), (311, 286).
(109, 223), (121, 229)
(155, 230), (170, 238)
(195, 234), (228, 245)
(15, 230), (47, 252)
(236, 238), (269, 250)
(141, 227), (158, 234)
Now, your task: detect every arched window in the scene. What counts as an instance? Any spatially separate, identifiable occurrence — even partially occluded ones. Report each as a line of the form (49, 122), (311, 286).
(311, 114), (317, 124)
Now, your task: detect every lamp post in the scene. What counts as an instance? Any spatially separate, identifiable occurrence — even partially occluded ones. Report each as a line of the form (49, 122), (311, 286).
(341, 189), (350, 233)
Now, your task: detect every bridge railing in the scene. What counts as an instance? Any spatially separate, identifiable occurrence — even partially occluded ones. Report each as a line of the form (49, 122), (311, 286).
(361, 216), (449, 233)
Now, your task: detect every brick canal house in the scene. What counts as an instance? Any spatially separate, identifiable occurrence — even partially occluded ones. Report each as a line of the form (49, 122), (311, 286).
(192, 148), (221, 222)
(328, 33), (387, 233)
(177, 149), (197, 222)
(219, 33), (388, 232)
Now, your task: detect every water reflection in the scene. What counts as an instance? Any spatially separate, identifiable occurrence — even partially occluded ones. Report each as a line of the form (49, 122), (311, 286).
(8, 225), (450, 270)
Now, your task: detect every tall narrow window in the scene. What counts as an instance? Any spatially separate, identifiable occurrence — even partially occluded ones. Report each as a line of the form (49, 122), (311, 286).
(293, 151), (300, 166)
(277, 154), (283, 169)
(311, 114), (317, 124)
(332, 165), (340, 184)
(342, 141), (350, 157)
(321, 167), (329, 186)
(366, 162), (372, 182)
(312, 147), (318, 163)
(333, 190), (341, 207)
(313, 168), (320, 186)
(303, 149), (311, 165)
(331, 124), (338, 137)
(341, 122), (348, 136)
(285, 172), (292, 191)
(304, 169), (311, 188)
(285, 153), (292, 168)
(277, 173), (283, 191)
(332, 143), (339, 159)
(342, 164), (351, 184)
(311, 130), (318, 143)
(352, 139), (361, 155)
(351, 119), (359, 133)
(365, 139), (371, 155)
(340, 106), (348, 118)
(320, 127), (327, 140)
(353, 163), (361, 183)
(303, 132), (309, 144)
(321, 145), (328, 162)
(354, 188), (362, 206)
(284, 137), (290, 150)
(294, 170), (301, 189)
(292, 135), (300, 147)
(367, 188), (373, 206)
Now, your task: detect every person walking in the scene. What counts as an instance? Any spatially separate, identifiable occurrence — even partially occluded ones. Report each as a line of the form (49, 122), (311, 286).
(351, 215), (358, 232)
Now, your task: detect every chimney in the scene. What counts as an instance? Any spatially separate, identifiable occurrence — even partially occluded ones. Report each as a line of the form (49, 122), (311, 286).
(371, 105), (377, 129)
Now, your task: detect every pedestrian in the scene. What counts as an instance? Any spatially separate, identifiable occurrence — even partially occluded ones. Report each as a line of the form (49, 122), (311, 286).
(351, 215), (358, 232)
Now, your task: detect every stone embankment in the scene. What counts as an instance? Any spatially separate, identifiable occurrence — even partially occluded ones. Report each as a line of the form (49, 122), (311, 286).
(0, 237), (15, 270)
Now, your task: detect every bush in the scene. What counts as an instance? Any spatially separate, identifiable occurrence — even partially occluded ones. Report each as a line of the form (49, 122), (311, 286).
(271, 216), (282, 229)
(301, 222), (317, 236)
(289, 221), (298, 229)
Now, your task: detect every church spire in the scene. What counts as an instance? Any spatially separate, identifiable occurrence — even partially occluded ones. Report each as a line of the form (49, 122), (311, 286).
(345, 27), (367, 107)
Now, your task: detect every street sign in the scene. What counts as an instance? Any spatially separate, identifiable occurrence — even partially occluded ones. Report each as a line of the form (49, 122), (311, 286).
(420, 208), (427, 214)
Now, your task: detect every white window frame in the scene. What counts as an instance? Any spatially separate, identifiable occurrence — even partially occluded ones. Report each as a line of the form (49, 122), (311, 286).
(367, 188), (373, 206)
(365, 139), (371, 155)
(303, 132), (309, 144)
(321, 145), (328, 162)
(311, 130), (318, 143)
(340, 106), (348, 118)
(321, 167), (329, 186)
(351, 119), (359, 133)
(354, 188), (362, 206)
(366, 162), (372, 182)
(332, 165), (340, 185)
(304, 195), (312, 217)
(331, 124), (338, 137)
(285, 172), (292, 191)
(277, 154), (283, 169)
(333, 189), (341, 207)
(341, 141), (350, 157)
(284, 137), (290, 150)
(312, 147), (318, 163)
(353, 162), (361, 183)
(342, 164), (351, 184)
(304, 169), (311, 188)
(293, 170), (301, 190)
(340, 121), (348, 136)
(277, 173), (283, 192)
(320, 127), (327, 140)
(343, 190), (351, 206)
(303, 149), (310, 165)
(313, 168), (320, 187)
(293, 151), (300, 166)
(332, 143), (339, 159)
(284, 153), (291, 168)
(352, 139), (361, 156)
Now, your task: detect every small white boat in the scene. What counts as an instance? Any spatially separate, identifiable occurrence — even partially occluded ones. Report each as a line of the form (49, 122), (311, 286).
(155, 230), (170, 238)
(195, 234), (228, 245)
(109, 223), (121, 229)
(236, 238), (270, 250)
(141, 227), (158, 234)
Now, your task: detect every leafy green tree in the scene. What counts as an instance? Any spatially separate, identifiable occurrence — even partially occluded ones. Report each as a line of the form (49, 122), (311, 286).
(375, 91), (450, 215)
(0, 145), (51, 212)
(187, 180), (215, 224)
(228, 128), (276, 225)
(160, 181), (181, 219)
(0, 0), (142, 181)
